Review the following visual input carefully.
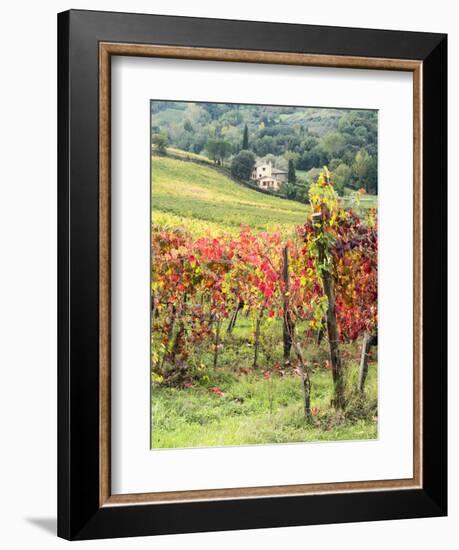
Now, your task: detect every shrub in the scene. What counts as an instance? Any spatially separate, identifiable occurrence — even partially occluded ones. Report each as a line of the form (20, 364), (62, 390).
(231, 150), (256, 181)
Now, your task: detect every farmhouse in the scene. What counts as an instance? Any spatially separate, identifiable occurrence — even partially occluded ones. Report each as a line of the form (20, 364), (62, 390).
(250, 161), (287, 191)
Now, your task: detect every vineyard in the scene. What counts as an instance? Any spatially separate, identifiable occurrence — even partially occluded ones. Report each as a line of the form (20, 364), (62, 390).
(151, 156), (311, 235)
(151, 157), (378, 448)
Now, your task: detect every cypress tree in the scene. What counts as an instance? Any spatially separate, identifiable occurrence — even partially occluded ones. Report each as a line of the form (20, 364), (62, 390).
(242, 124), (249, 150)
(288, 159), (296, 184)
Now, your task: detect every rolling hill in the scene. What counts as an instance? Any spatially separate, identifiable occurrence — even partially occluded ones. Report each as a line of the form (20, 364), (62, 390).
(151, 155), (310, 236)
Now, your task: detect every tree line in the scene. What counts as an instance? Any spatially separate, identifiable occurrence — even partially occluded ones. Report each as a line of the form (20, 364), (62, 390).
(151, 101), (378, 196)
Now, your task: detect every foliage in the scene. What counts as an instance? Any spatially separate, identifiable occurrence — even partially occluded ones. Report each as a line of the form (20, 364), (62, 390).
(151, 167), (377, 387)
(230, 150), (256, 181)
(283, 182), (298, 200)
(288, 158), (296, 184)
(333, 162), (352, 195)
(152, 132), (168, 153)
(300, 167), (378, 339)
(353, 148), (377, 194)
(242, 123), (249, 150)
(151, 101), (378, 193)
(205, 139), (232, 165)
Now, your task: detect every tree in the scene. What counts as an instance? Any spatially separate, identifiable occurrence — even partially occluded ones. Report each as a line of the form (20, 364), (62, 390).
(283, 182), (297, 200)
(366, 156), (378, 194)
(205, 139), (232, 165)
(152, 132), (168, 154)
(288, 159), (296, 184)
(333, 163), (352, 195)
(353, 149), (372, 187)
(205, 140), (218, 163)
(322, 132), (345, 159)
(216, 141), (232, 165)
(352, 148), (377, 193)
(242, 124), (249, 150)
(295, 182), (310, 203)
(253, 135), (275, 157)
(231, 150), (256, 181)
(298, 146), (327, 171)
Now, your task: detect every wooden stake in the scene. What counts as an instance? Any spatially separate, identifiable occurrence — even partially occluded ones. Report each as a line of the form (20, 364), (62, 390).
(312, 212), (345, 410)
(253, 315), (262, 368)
(358, 332), (377, 392)
(292, 339), (312, 422)
(282, 246), (294, 364)
(213, 318), (221, 369)
(227, 300), (243, 334)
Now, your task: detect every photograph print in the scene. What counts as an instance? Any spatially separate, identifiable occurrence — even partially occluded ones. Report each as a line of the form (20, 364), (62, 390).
(150, 100), (378, 449)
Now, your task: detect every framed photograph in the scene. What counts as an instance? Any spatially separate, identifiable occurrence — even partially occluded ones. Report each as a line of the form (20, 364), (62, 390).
(58, 9), (447, 540)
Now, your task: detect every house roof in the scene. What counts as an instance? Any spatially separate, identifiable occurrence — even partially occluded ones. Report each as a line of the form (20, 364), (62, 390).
(254, 162), (287, 174)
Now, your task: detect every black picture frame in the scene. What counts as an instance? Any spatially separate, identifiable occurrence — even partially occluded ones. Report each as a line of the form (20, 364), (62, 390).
(58, 9), (447, 540)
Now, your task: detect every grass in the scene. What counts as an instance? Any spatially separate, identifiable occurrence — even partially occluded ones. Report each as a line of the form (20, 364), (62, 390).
(162, 146), (213, 164)
(151, 361), (377, 448)
(151, 315), (378, 448)
(343, 194), (378, 208)
(342, 186), (378, 209)
(152, 155), (310, 235)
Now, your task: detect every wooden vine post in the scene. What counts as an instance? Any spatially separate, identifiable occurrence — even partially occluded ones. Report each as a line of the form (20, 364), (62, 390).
(282, 246), (294, 364)
(213, 317), (221, 369)
(282, 245), (312, 422)
(358, 332), (377, 392)
(292, 339), (312, 422)
(253, 314), (261, 368)
(358, 332), (371, 392)
(312, 212), (346, 410)
(227, 300), (243, 334)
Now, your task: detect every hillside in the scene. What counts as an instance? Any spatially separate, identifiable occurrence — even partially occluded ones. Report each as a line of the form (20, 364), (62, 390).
(151, 100), (378, 194)
(151, 155), (310, 236)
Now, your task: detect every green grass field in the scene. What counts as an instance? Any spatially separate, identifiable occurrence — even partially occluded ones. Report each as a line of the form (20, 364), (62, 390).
(342, 196), (378, 209)
(151, 316), (378, 448)
(162, 146), (213, 164)
(152, 367), (377, 448)
(151, 155), (310, 235)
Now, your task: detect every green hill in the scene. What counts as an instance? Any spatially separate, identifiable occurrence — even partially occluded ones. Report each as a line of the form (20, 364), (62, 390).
(151, 155), (310, 236)
(151, 100), (378, 194)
